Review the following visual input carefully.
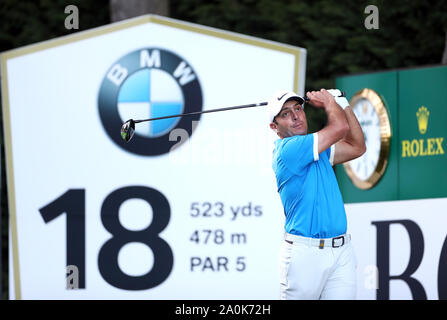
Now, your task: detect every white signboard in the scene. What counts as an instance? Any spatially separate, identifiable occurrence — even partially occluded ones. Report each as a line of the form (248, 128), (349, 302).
(1, 15), (306, 299)
(348, 197), (447, 300)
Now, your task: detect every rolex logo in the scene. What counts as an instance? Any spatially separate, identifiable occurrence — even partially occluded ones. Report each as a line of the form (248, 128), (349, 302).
(416, 106), (429, 134)
(402, 105), (445, 158)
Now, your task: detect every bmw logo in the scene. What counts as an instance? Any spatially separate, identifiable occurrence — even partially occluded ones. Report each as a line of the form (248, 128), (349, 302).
(98, 48), (203, 156)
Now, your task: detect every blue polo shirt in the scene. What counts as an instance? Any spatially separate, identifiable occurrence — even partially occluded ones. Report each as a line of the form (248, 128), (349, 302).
(272, 133), (347, 238)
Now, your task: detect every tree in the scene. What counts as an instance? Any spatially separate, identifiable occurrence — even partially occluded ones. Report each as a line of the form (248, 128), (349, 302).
(0, 0), (110, 53)
(110, 0), (169, 22)
(169, 0), (447, 131)
(442, 29), (447, 64)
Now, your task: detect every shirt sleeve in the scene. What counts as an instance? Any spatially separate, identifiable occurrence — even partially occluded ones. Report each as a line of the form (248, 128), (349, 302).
(329, 144), (335, 166)
(320, 143), (335, 166)
(280, 133), (318, 174)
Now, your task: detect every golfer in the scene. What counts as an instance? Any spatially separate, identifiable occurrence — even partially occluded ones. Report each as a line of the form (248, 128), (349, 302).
(268, 88), (366, 300)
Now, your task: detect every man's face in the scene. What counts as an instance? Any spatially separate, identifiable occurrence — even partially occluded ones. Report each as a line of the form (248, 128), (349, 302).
(270, 99), (308, 138)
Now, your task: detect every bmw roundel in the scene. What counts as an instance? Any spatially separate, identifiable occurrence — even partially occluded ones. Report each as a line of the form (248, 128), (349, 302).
(98, 48), (203, 156)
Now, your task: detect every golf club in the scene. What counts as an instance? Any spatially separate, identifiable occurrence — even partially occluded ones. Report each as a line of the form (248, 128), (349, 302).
(120, 92), (346, 142)
(120, 101), (267, 142)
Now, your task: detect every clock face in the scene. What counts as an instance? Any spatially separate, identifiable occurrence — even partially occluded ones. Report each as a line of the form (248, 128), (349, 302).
(343, 88), (391, 190)
(349, 98), (381, 180)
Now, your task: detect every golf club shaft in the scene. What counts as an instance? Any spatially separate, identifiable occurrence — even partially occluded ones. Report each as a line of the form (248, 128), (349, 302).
(134, 102), (269, 123)
(131, 93), (343, 123)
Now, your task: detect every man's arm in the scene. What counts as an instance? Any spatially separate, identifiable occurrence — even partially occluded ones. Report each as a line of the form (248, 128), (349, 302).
(332, 106), (366, 165)
(306, 89), (349, 154)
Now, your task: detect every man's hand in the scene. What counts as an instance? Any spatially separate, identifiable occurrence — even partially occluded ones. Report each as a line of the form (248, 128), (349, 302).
(312, 88), (349, 154)
(306, 89), (337, 109)
(306, 88), (366, 163)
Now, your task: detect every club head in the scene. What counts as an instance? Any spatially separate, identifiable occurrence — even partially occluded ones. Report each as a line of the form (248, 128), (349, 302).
(121, 119), (135, 142)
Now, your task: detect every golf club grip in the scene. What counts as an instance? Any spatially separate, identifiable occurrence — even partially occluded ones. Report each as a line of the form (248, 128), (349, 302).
(134, 102), (268, 123)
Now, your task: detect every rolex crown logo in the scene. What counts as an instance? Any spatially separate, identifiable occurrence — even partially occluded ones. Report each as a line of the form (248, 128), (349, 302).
(416, 106), (429, 134)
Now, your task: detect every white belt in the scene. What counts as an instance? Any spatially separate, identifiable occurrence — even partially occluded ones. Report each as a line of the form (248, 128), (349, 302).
(284, 232), (351, 249)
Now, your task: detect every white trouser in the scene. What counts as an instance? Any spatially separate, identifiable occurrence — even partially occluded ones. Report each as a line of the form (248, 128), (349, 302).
(279, 234), (357, 300)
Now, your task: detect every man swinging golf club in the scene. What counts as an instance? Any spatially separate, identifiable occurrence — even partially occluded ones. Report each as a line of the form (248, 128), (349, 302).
(268, 88), (366, 300)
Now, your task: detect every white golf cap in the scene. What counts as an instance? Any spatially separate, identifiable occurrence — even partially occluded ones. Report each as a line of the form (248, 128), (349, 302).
(267, 90), (305, 123)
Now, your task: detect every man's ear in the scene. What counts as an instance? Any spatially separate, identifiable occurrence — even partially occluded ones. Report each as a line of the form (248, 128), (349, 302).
(270, 121), (281, 137)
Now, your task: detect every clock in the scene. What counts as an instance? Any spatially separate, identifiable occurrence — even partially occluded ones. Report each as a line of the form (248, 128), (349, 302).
(343, 88), (391, 190)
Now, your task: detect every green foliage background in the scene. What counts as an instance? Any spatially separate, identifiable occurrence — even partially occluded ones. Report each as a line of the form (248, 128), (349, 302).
(1, 0), (446, 299)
